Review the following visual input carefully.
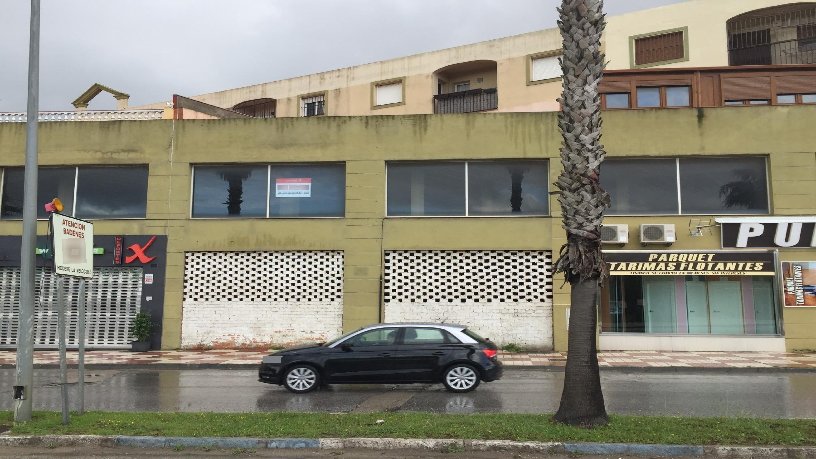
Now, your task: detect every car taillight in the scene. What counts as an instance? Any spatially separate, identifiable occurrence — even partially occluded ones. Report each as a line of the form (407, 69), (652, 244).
(482, 349), (497, 359)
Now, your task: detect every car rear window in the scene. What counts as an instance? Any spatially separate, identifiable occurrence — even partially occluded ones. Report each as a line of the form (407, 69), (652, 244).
(462, 328), (490, 344)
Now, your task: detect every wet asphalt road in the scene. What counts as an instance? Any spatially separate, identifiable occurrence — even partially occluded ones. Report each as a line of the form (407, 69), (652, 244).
(1, 368), (815, 418)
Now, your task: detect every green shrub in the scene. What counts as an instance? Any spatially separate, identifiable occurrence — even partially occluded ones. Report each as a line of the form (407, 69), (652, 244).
(130, 312), (153, 342)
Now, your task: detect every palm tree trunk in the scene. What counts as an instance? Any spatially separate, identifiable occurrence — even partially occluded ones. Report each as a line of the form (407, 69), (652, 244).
(553, 277), (606, 426)
(552, 0), (609, 427)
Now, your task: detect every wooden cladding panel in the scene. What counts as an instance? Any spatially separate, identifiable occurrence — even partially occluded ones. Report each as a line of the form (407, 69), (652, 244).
(698, 75), (721, 107)
(775, 74), (816, 94)
(599, 80), (632, 93)
(722, 76), (772, 100)
(635, 32), (684, 66)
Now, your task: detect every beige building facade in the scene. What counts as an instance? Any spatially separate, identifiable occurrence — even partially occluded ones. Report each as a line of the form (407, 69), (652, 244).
(138, 0), (815, 119)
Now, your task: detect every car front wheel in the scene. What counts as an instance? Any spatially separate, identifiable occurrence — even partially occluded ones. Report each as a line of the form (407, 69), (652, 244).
(442, 364), (480, 393)
(283, 364), (320, 393)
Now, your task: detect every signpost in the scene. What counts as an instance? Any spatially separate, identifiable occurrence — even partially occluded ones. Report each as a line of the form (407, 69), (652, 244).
(51, 213), (93, 423)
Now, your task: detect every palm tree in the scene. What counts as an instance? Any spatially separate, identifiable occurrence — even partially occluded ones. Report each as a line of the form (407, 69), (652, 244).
(552, 0), (610, 427)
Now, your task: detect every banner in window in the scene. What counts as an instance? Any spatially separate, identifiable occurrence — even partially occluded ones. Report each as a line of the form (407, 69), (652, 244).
(275, 178), (311, 198)
(605, 251), (775, 276)
(782, 261), (816, 307)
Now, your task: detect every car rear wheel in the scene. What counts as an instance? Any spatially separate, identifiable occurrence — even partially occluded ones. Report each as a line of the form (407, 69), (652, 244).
(442, 364), (480, 392)
(283, 364), (320, 393)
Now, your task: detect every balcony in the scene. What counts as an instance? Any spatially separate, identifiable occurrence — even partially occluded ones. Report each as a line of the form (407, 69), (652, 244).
(433, 88), (498, 114)
(727, 4), (816, 66)
(0, 109), (165, 123)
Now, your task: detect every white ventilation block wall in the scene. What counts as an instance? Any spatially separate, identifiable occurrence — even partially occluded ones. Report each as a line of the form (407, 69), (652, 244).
(383, 250), (553, 349)
(182, 251), (343, 348)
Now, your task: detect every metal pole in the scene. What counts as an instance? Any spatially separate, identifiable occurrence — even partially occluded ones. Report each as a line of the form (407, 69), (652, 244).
(14, 0), (41, 423)
(57, 276), (69, 425)
(77, 278), (86, 414)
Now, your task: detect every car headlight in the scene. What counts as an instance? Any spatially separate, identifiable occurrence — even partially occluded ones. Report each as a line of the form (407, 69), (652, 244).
(262, 355), (282, 364)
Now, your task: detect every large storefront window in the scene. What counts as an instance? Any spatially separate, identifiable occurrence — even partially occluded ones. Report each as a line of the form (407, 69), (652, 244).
(601, 157), (769, 215)
(387, 160), (549, 217)
(1, 166), (148, 220)
(602, 251), (779, 336)
(191, 163), (345, 218)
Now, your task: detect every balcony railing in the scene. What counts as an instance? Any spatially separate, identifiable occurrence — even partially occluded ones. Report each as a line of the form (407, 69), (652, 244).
(433, 88), (498, 114)
(0, 109), (165, 123)
(729, 37), (816, 66)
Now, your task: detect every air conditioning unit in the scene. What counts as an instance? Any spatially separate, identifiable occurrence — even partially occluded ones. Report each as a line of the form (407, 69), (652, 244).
(640, 224), (676, 245)
(600, 224), (629, 244)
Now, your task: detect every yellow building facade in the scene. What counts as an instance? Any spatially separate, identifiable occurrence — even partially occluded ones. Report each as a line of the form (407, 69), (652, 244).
(1, 107), (815, 352)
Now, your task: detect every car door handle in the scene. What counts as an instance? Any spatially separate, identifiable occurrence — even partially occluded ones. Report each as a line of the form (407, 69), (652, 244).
(380, 352), (391, 357)
(432, 352), (445, 356)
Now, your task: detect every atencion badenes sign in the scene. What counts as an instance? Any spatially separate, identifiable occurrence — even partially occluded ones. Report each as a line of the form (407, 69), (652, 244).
(605, 251), (775, 276)
(52, 213), (94, 278)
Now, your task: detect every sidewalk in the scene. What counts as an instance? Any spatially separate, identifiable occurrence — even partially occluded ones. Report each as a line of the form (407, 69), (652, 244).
(1, 349), (815, 369)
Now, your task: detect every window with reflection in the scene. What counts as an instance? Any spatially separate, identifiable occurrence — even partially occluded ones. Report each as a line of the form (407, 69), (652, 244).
(601, 159), (678, 215)
(1, 166), (147, 220)
(269, 164), (345, 217)
(679, 157), (768, 214)
(192, 165), (267, 218)
(76, 167), (148, 218)
(468, 161), (549, 216)
(601, 157), (768, 215)
(387, 160), (548, 217)
(191, 164), (345, 218)
(387, 163), (466, 216)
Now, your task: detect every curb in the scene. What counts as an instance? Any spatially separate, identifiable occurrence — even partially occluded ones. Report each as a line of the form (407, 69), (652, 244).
(1, 435), (815, 457)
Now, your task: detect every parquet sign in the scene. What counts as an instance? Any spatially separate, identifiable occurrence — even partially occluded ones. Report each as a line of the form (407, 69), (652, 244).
(605, 251), (775, 276)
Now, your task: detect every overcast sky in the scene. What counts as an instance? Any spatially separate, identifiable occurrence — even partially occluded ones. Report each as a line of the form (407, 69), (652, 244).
(0, 0), (685, 112)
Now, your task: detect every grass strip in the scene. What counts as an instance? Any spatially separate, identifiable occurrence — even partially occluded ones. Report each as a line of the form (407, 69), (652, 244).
(1, 411), (815, 446)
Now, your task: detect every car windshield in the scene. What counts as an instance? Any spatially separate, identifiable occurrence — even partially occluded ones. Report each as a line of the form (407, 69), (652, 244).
(322, 328), (364, 347)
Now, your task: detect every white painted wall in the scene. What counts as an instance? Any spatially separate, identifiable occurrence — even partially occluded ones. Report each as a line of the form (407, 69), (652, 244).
(181, 301), (342, 348)
(384, 301), (552, 349)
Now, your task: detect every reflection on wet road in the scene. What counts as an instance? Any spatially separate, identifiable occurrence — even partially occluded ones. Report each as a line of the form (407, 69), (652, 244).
(1, 368), (815, 418)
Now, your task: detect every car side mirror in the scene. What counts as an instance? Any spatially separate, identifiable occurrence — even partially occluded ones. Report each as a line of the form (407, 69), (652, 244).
(341, 343), (353, 352)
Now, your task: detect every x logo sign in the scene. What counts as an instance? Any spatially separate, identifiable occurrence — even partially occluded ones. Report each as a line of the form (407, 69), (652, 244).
(125, 236), (157, 264)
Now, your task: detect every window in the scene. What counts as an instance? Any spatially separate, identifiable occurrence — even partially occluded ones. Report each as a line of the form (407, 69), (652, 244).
(346, 328), (399, 347)
(665, 86), (691, 107)
(0, 166), (148, 220)
(374, 80), (403, 107)
(725, 99), (770, 106)
(387, 161), (549, 217)
(604, 93), (630, 109)
(191, 163), (344, 218)
(679, 157), (768, 214)
(530, 55), (561, 82)
(192, 165), (268, 218)
(776, 93), (816, 104)
(798, 23), (816, 51)
(300, 94), (325, 117)
(454, 81), (470, 92)
(603, 276), (777, 335)
(601, 157), (768, 215)
(402, 327), (457, 345)
(602, 159), (678, 215)
(631, 28), (687, 67)
(636, 87), (660, 107)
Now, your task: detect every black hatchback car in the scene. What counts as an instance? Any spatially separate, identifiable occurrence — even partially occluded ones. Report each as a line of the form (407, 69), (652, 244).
(258, 323), (502, 393)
